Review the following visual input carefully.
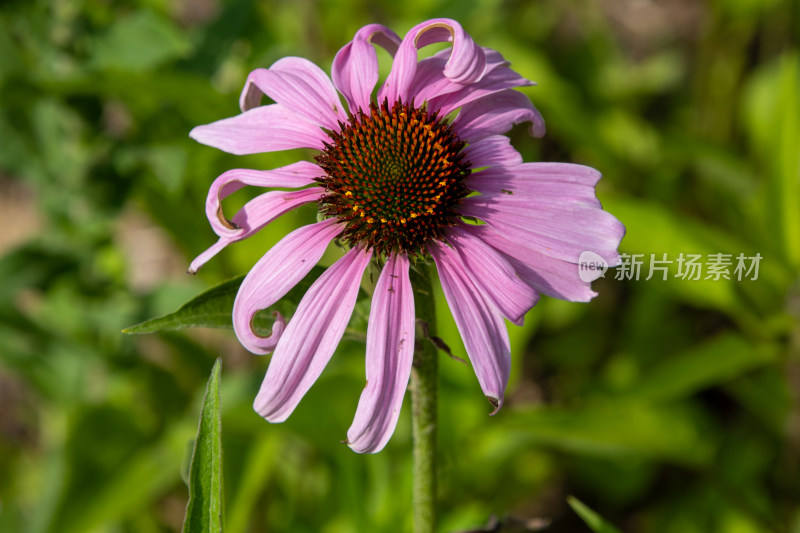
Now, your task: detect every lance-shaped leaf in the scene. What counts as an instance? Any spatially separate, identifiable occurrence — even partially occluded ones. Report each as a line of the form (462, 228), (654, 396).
(183, 359), (224, 533)
(567, 496), (623, 533)
(122, 266), (327, 334)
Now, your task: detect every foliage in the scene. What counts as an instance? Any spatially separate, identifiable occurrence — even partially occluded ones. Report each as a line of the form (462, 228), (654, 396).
(183, 359), (224, 533)
(0, 0), (798, 532)
(568, 496), (623, 533)
(123, 267), (327, 334)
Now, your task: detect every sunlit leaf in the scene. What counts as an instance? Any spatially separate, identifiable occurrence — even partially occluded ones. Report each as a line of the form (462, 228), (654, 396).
(567, 496), (623, 533)
(742, 52), (800, 269)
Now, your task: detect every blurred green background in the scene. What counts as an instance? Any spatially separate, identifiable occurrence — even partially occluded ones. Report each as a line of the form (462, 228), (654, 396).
(1, 0), (799, 532)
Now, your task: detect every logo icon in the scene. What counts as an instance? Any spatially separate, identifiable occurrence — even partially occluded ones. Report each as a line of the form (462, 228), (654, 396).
(578, 251), (608, 282)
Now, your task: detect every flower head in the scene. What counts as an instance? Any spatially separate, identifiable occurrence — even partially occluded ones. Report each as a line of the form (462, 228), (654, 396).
(189, 19), (625, 453)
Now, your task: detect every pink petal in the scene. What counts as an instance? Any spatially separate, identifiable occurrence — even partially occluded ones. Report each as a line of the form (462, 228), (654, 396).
(452, 88), (546, 141)
(205, 161), (322, 233)
(253, 247), (373, 421)
(332, 24), (401, 114)
(404, 49), (463, 104)
(409, 47), (512, 105)
(429, 65), (533, 117)
(494, 162), (603, 185)
(468, 224), (598, 302)
(428, 240), (511, 413)
(189, 104), (327, 155)
(188, 240), (229, 275)
(239, 57), (347, 130)
(188, 187), (324, 273)
(232, 218), (342, 354)
(215, 187), (322, 237)
(467, 163), (602, 208)
(444, 226), (539, 325)
(459, 193), (625, 266)
(464, 135), (523, 169)
(379, 18), (486, 104)
(347, 253), (414, 453)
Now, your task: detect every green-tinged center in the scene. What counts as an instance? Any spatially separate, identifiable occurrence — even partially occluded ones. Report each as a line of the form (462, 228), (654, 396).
(315, 100), (471, 256)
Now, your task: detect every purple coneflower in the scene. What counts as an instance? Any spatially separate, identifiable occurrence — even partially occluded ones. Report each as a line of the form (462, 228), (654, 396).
(189, 19), (624, 453)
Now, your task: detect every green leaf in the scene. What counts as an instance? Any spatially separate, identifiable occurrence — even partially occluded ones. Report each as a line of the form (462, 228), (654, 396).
(567, 496), (623, 533)
(742, 52), (800, 270)
(124, 276), (244, 334)
(183, 359), (224, 533)
(123, 266), (326, 334)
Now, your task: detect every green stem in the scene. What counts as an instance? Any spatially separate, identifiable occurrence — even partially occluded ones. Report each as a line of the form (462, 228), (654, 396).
(410, 264), (438, 533)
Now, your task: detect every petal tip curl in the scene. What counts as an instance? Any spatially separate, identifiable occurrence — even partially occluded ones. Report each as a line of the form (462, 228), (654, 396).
(487, 395), (502, 415)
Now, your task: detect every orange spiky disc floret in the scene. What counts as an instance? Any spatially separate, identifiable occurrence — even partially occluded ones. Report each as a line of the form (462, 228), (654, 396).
(315, 99), (472, 256)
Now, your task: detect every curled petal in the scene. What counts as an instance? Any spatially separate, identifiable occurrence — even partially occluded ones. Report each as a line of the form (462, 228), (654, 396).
(215, 188), (323, 237)
(415, 21), (486, 84)
(404, 50), (462, 105)
(379, 18), (486, 104)
(253, 247), (373, 422)
(210, 162), (321, 195)
(347, 253), (414, 453)
(409, 47), (511, 105)
(429, 64), (533, 117)
(444, 226), (539, 325)
(205, 161), (323, 232)
(188, 187), (324, 273)
(239, 57), (347, 129)
(189, 104), (326, 155)
(428, 240), (511, 413)
(464, 135), (523, 169)
(453, 88), (546, 141)
(332, 24), (401, 114)
(459, 193), (625, 266)
(239, 312), (286, 355)
(231, 219), (342, 354)
(469, 225), (599, 302)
